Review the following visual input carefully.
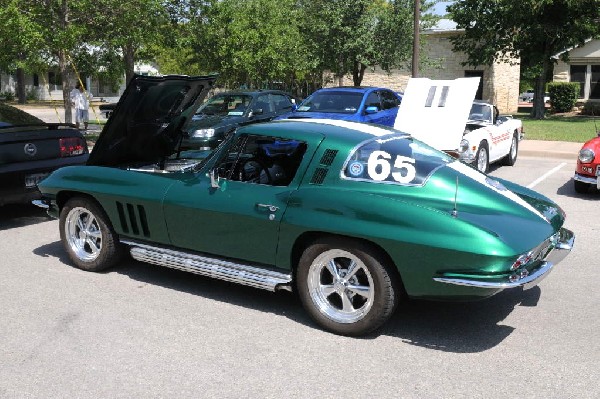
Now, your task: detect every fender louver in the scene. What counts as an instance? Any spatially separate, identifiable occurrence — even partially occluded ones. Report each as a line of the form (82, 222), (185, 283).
(116, 202), (150, 237)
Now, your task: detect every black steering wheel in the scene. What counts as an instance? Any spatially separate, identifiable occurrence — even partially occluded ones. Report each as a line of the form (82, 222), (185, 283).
(239, 158), (273, 184)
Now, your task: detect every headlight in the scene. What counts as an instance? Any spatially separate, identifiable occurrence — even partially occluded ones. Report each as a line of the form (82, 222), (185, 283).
(192, 128), (215, 138)
(578, 148), (595, 163)
(459, 139), (469, 153)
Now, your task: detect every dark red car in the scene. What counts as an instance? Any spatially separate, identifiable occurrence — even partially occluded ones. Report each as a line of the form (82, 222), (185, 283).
(574, 132), (600, 193)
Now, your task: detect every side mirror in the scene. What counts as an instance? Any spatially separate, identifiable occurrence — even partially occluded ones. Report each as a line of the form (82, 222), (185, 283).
(365, 106), (379, 114)
(209, 169), (220, 188)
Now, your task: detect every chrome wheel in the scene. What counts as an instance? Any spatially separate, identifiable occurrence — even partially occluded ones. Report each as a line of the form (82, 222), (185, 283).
(64, 206), (103, 262)
(475, 143), (489, 173)
(509, 136), (517, 160)
(307, 249), (374, 324)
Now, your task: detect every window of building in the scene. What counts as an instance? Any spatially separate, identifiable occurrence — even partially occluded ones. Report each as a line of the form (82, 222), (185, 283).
(570, 65), (586, 98)
(591, 65), (600, 100)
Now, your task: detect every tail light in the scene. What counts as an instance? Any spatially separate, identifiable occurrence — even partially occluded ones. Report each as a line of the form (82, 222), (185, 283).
(59, 137), (86, 157)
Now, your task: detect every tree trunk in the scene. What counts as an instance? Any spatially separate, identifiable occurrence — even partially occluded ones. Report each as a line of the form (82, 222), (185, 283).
(531, 47), (553, 119)
(16, 68), (26, 104)
(123, 44), (136, 85)
(352, 61), (367, 86)
(59, 50), (74, 124)
(56, 0), (73, 124)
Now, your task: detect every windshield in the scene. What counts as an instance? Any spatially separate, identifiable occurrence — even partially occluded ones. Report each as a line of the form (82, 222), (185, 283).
(343, 136), (453, 186)
(197, 94), (253, 117)
(296, 91), (363, 114)
(468, 103), (492, 122)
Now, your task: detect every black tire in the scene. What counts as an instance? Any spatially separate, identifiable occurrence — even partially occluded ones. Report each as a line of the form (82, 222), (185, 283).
(296, 237), (400, 336)
(574, 180), (590, 194)
(502, 133), (519, 166)
(474, 141), (489, 174)
(59, 197), (124, 272)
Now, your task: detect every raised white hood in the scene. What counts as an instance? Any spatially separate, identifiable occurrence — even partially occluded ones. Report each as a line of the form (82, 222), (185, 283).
(393, 77), (479, 151)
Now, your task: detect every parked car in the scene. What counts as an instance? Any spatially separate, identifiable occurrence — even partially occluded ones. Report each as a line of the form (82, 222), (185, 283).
(182, 89), (297, 150)
(1, 122), (89, 206)
(395, 79), (523, 174)
(35, 75), (574, 336)
(99, 102), (116, 119)
(275, 86), (402, 127)
(457, 101), (524, 173)
(519, 90), (550, 103)
(573, 131), (600, 193)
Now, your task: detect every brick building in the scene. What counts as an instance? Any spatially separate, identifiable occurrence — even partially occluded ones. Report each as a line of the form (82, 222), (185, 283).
(329, 19), (521, 114)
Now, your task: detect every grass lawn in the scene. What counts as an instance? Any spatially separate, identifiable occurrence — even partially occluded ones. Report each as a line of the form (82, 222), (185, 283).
(518, 113), (599, 143)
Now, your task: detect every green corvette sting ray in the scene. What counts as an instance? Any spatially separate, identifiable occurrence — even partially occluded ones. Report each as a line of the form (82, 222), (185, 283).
(35, 75), (574, 336)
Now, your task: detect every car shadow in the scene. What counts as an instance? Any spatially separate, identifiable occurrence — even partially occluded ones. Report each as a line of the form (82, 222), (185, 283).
(0, 204), (54, 231)
(379, 287), (541, 352)
(557, 178), (600, 199)
(34, 240), (539, 352)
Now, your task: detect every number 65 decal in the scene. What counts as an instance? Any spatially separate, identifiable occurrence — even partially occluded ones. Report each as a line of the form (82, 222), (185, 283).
(367, 151), (416, 183)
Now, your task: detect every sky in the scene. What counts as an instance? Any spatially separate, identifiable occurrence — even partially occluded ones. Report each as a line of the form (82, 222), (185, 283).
(432, 1), (454, 16)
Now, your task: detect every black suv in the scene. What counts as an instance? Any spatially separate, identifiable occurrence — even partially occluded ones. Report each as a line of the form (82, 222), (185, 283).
(181, 90), (297, 150)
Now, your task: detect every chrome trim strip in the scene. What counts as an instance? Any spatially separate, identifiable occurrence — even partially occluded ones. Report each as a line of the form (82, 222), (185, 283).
(573, 173), (596, 184)
(434, 227), (574, 290)
(433, 261), (555, 289)
(123, 241), (292, 292)
(31, 199), (49, 209)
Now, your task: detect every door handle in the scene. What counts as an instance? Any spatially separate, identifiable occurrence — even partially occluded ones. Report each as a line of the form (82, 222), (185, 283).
(257, 203), (279, 212)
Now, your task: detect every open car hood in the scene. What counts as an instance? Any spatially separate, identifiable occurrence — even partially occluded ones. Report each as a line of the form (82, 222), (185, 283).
(88, 74), (217, 166)
(394, 77), (479, 151)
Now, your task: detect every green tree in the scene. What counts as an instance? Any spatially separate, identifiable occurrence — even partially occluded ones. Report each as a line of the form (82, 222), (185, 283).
(299, 0), (431, 86)
(189, 0), (309, 90)
(0, 0), (45, 104)
(91, 0), (170, 85)
(448, 0), (600, 118)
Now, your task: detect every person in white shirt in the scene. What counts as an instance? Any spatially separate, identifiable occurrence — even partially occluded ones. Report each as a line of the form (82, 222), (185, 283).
(70, 82), (93, 130)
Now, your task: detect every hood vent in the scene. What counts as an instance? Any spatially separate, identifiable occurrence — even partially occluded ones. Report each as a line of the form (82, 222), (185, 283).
(319, 149), (338, 166)
(116, 201), (150, 237)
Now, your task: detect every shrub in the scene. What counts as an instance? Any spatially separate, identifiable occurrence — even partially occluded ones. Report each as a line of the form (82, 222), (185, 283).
(26, 88), (39, 101)
(581, 102), (600, 116)
(548, 82), (579, 113)
(1, 91), (15, 101)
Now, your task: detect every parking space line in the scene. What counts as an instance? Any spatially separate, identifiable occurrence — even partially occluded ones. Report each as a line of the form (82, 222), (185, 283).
(527, 162), (567, 189)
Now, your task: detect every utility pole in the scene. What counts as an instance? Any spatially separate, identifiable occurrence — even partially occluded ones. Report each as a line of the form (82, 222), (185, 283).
(412, 0), (420, 78)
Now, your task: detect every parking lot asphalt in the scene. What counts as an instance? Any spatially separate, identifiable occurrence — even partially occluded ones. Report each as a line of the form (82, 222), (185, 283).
(12, 103), (584, 160)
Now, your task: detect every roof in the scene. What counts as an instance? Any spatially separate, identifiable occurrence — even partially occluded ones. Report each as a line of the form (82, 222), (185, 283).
(424, 18), (460, 33)
(240, 119), (401, 145)
(211, 89), (292, 97)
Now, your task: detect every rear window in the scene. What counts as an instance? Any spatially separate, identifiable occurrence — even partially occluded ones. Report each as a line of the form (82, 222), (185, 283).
(297, 91), (363, 114)
(343, 137), (453, 186)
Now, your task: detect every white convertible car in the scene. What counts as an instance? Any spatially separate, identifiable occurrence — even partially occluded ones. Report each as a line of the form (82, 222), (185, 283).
(458, 101), (524, 173)
(395, 78), (524, 173)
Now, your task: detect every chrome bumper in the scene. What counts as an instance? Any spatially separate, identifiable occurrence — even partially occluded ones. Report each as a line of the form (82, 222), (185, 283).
(573, 173), (597, 185)
(32, 199), (49, 209)
(433, 228), (574, 290)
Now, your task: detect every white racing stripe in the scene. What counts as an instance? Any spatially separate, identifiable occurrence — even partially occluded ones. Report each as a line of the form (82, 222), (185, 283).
(278, 118), (394, 137)
(527, 163), (567, 189)
(448, 161), (547, 221)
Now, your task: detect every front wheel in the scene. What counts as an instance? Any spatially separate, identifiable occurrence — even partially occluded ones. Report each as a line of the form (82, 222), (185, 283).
(474, 141), (489, 174)
(297, 238), (400, 336)
(574, 180), (591, 194)
(59, 197), (123, 272)
(503, 134), (519, 166)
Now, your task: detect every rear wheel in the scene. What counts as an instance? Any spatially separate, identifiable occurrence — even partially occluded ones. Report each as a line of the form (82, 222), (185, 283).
(297, 238), (400, 336)
(474, 141), (489, 173)
(503, 133), (518, 166)
(59, 197), (123, 272)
